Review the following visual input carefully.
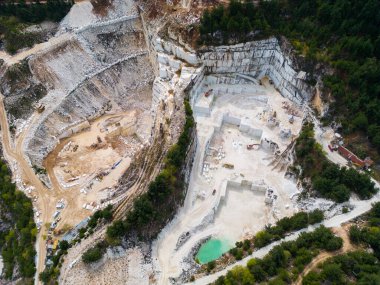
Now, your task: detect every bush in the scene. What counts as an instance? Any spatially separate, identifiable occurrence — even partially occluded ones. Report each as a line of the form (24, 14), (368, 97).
(308, 209), (324, 224)
(325, 237), (343, 251)
(0, 161), (36, 280)
(207, 261), (216, 272)
(349, 226), (363, 244)
(247, 259), (267, 282)
(243, 239), (251, 251)
(106, 220), (125, 239)
(224, 266), (255, 284)
(330, 184), (350, 203)
(235, 249), (243, 260)
(82, 245), (103, 264)
(59, 240), (70, 251)
(352, 112), (368, 130)
(106, 101), (194, 240)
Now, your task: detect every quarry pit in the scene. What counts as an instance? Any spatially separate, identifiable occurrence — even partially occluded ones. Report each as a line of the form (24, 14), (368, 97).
(154, 75), (304, 283)
(44, 104), (152, 201)
(2, 1), (378, 285)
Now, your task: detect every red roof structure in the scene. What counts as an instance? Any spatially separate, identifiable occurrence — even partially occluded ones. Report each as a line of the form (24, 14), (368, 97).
(337, 145), (374, 168)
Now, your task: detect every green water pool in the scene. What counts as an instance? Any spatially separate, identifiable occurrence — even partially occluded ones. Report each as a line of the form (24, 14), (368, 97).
(196, 238), (232, 264)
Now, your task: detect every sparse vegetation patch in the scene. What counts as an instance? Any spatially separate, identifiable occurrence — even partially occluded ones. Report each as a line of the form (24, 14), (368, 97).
(294, 122), (377, 203)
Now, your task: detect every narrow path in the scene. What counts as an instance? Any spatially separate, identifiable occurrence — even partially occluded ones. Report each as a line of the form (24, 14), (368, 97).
(0, 96), (52, 281)
(0, 94), (102, 282)
(0, 34), (73, 66)
(293, 226), (355, 285)
(188, 193), (380, 285)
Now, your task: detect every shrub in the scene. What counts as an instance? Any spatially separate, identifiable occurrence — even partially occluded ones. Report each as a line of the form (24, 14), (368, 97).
(325, 237), (343, 251)
(82, 246), (103, 264)
(207, 261), (216, 272)
(106, 100), (194, 240)
(308, 209), (324, 224)
(59, 240), (70, 251)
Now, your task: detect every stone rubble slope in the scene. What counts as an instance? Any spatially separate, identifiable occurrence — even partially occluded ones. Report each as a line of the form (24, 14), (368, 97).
(59, 0), (138, 33)
(10, 1), (156, 170)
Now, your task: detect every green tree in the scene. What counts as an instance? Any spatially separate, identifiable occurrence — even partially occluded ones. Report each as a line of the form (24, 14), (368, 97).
(241, 17), (252, 34)
(308, 209), (324, 224)
(225, 265), (255, 285)
(247, 259), (267, 282)
(330, 184), (350, 203)
(59, 240), (70, 251)
(352, 112), (368, 130)
(106, 220), (125, 239)
(321, 263), (344, 283)
(349, 225), (363, 243)
(82, 246), (103, 264)
(227, 17), (240, 36)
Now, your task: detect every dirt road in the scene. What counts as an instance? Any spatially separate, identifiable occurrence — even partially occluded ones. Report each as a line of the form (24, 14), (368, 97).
(0, 34), (72, 66)
(0, 97), (52, 278)
(293, 226), (355, 285)
(0, 87), (165, 283)
(189, 193), (380, 285)
(0, 95), (95, 282)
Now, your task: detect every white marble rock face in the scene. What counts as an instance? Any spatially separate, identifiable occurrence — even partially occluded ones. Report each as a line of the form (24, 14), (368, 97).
(200, 38), (313, 105)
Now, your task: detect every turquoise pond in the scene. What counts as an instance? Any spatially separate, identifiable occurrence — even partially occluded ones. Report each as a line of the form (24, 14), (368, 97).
(196, 238), (232, 264)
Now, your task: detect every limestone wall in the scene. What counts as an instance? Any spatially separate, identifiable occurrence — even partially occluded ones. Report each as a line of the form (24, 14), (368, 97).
(150, 36), (313, 109)
(200, 38), (314, 104)
(154, 37), (314, 106)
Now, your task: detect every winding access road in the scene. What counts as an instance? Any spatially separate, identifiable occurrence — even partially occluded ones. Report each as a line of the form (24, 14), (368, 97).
(0, 95), (93, 282)
(188, 193), (380, 285)
(293, 226), (355, 285)
(0, 97), (52, 279)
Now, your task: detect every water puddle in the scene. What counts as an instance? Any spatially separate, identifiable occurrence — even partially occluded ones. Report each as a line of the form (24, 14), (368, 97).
(196, 238), (233, 264)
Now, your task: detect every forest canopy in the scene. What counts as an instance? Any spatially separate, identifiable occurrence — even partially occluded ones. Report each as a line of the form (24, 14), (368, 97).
(0, 160), (37, 282)
(295, 122), (377, 203)
(0, 0), (73, 53)
(199, 0), (380, 154)
(0, 0), (73, 23)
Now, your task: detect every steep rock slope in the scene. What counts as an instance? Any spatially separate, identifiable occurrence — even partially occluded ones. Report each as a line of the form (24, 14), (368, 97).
(200, 38), (313, 104)
(19, 9), (154, 169)
(27, 54), (153, 167)
(0, 60), (47, 123)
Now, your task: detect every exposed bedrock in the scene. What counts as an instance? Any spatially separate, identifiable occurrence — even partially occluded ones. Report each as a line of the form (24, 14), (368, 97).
(199, 37), (315, 105)
(26, 54), (154, 167)
(4, 6), (314, 179)
(17, 12), (155, 169)
(151, 36), (314, 106)
(77, 18), (146, 64)
(0, 60), (47, 123)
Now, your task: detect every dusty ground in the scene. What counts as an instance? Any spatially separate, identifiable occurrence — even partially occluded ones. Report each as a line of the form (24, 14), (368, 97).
(45, 110), (150, 190)
(154, 75), (304, 283)
(215, 180), (269, 241)
(41, 108), (152, 229)
(62, 246), (154, 285)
